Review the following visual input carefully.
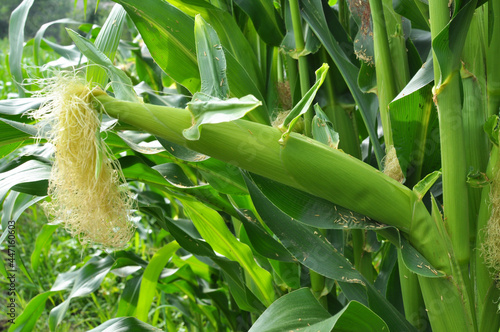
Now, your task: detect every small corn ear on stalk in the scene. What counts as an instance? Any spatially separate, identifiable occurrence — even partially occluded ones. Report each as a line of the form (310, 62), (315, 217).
(383, 145), (405, 183)
(31, 75), (134, 249)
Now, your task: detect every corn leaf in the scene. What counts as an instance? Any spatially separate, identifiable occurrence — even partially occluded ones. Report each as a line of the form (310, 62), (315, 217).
(87, 4), (127, 87)
(88, 317), (161, 332)
(9, 291), (60, 332)
(432, 0), (477, 83)
(244, 172), (416, 331)
(311, 103), (339, 149)
(233, 0), (285, 46)
(249, 288), (389, 332)
(280, 1), (321, 59)
(281, 64), (329, 141)
(181, 199), (275, 307)
(184, 93), (262, 140)
(49, 256), (118, 331)
(195, 14), (228, 99)
(0, 160), (50, 202)
(66, 28), (137, 102)
(299, 0), (383, 164)
(8, 0), (34, 97)
(34, 18), (81, 67)
(135, 241), (180, 322)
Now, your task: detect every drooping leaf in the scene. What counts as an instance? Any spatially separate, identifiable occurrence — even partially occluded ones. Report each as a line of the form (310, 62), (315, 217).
(49, 256), (118, 330)
(0, 98), (46, 115)
(0, 160), (50, 202)
(244, 173), (416, 331)
(280, 64), (329, 141)
(183, 93), (262, 141)
(66, 28), (138, 102)
(33, 19), (82, 67)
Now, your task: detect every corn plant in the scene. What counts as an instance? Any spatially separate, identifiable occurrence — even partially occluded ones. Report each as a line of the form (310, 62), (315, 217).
(2, 0), (500, 331)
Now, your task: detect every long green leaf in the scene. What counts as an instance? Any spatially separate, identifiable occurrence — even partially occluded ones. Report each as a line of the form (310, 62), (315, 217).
(9, 291), (59, 332)
(136, 241), (180, 322)
(87, 4), (127, 87)
(244, 173), (416, 331)
(194, 14), (228, 99)
(181, 199), (275, 307)
(249, 288), (389, 332)
(9, 0), (34, 97)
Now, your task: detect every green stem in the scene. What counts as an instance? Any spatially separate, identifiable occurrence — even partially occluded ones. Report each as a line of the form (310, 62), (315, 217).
(461, 9), (489, 245)
(398, 256), (428, 331)
(369, 0), (398, 148)
(429, 0), (470, 278)
(338, 0), (350, 33)
(487, 0), (500, 117)
(289, 0), (312, 137)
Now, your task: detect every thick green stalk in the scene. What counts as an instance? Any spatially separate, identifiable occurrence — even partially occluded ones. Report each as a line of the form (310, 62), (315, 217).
(461, 9), (489, 244)
(289, 0), (312, 137)
(398, 256), (428, 331)
(369, 0), (398, 148)
(487, 0), (500, 117)
(429, 0), (470, 278)
(381, 0), (410, 92)
(288, 0), (324, 297)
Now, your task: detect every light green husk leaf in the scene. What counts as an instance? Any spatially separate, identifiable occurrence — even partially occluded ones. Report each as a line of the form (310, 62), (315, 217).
(30, 75), (134, 249)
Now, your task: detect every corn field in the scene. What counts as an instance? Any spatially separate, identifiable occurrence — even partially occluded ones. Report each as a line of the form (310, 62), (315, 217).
(1, 0), (500, 331)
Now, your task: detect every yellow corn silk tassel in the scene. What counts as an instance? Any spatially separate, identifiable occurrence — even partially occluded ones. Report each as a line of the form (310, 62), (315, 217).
(31, 76), (134, 249)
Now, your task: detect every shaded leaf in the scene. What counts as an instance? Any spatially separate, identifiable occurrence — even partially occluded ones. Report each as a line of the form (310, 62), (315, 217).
(234, 0), (285, 46)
